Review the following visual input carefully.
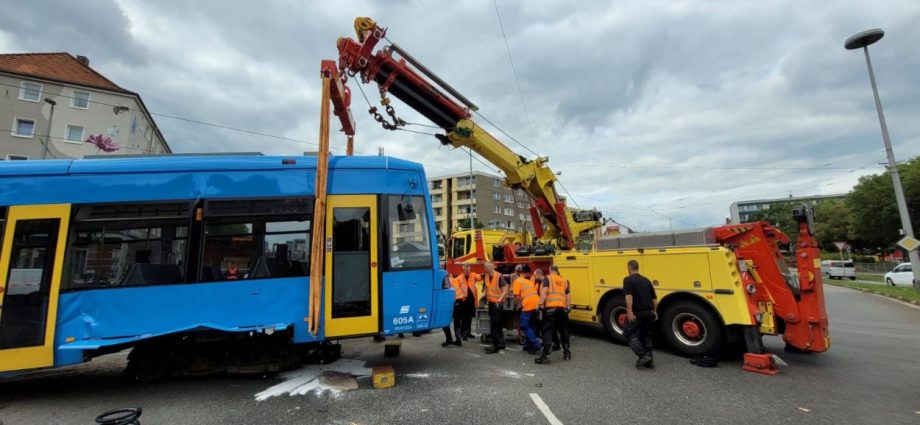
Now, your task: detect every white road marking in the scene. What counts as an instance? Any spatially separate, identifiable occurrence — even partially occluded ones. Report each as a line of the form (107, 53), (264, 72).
(529, 393), (564, 425)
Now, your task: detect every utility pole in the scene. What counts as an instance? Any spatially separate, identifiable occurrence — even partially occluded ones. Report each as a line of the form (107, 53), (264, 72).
(845, 29), (920, 290)
(469, 147), (475, 229)
(41, 98), (57, 159)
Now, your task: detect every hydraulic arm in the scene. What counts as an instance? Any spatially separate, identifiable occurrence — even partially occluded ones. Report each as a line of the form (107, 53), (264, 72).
(326, 17), (601, 250)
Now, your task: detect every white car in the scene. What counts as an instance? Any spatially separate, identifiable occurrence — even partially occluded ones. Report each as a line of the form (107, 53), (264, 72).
(821, 260), (855, 280)
(884, 263), (914, 286)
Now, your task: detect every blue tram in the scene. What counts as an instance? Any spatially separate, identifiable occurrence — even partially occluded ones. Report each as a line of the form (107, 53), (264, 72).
(0, 154), (453, 378)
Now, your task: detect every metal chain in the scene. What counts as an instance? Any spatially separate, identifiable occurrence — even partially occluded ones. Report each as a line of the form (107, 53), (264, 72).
(368, 90), (406, 131)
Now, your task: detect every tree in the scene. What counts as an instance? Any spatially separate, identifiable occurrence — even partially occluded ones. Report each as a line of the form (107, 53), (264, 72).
(813, 199), (853, 251)
(747, 202), (798, 247)
(846, 157), (920, 250)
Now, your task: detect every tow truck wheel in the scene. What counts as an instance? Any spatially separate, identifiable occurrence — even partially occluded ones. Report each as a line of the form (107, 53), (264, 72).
(661, 300), (723, 356)
(601, 296), (628, 344)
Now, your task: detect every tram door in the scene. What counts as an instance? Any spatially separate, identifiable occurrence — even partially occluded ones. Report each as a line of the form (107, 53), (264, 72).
(324, 195), (379, 338)
(0, 204), (70, 372)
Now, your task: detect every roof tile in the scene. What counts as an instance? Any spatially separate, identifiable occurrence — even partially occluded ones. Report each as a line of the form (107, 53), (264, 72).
(0, 52), (130, 94)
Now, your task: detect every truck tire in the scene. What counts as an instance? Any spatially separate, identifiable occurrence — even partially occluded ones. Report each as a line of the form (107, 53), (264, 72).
(660, 300), (723, 357)
(601, 296), (628, 344)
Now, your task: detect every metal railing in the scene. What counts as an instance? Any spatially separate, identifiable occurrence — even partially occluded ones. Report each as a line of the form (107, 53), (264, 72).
(853, 262), (901, 274)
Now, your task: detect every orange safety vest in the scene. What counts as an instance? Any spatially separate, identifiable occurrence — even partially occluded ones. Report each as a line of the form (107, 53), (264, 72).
(454, 273), (480, 308)
(519, 278), (540, 312)
(544, 273), (568, 309)
(485, 272), (505, 303)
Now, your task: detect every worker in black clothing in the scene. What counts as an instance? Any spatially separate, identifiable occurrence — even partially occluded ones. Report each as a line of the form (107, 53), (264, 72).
(535, 265), (572, 364)
(482, 262), (509, 354)
(623, 259), (658, 369)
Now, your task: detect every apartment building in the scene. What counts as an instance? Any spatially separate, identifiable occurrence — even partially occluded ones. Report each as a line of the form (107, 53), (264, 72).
(0, 52), (170, 160)
(428, 171), (534, 236)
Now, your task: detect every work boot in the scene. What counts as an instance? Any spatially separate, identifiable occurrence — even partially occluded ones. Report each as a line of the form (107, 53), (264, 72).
(636, 355), (652, 369)
(534, 354), (550, 364)
(563, 350), (572, 361)
(441, 340), (453, 348)
(453, 339), (462, 347)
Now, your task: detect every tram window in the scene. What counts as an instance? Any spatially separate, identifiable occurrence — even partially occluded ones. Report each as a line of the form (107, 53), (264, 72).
(63, 213), (189, 289)
(387, 196), (433, 270)
(0, 219), (60, 349)
(199, 197), (312, 282)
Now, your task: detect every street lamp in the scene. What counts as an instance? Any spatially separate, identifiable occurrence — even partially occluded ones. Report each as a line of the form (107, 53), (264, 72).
(845, 28), (920, 289)
(41, 98), (57, 160)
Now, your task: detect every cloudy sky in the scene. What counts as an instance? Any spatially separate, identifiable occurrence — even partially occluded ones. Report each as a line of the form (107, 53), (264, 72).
(3, 0), (919, 231)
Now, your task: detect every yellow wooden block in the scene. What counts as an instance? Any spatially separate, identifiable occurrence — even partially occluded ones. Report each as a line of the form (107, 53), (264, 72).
(372, 365), (395, 389)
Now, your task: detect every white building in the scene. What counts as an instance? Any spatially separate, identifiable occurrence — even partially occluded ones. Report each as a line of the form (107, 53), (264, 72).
(0, 52), (170, 160)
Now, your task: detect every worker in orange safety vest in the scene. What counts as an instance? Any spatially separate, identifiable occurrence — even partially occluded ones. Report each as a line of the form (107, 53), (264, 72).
(535, 264), (572, 364)
(512, 265), (542, 354)
(442, 266), (480, 347)
(456, 264), (481, 340)
(482, 262), (509, 354)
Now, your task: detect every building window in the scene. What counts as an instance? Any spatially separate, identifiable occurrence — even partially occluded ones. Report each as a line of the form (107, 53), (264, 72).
(488, 220), (500, 228)
(388, 196), (433, 270)
(504, 194), (514, 203)
(431, 194), (443, 203)
(492, 192), (500, 201)
(71, 91), (90, 109)
(62, 202), (192, 290)
(19, 82), (42, 102)
(504, 208), (514, 216)
(65, 125), (85, 142)
(492, 178), (501, 187)
(12, 118), (35, 138)
(5, 155), (29, 160)
(431, 180), (443, 190)
(200, 197), (312, 282)
(493, 205), (500, 214)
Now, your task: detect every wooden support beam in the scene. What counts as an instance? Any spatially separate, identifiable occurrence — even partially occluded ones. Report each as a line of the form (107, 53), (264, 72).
(308, 76), (332, 335)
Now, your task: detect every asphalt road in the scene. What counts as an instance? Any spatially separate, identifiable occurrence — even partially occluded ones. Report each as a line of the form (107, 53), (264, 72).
(2, 285), (919, 425)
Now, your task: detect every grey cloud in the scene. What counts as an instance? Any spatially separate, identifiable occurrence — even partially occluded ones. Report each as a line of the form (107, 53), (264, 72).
(4, 0), (920, 230)
(0, 0), (147, 66)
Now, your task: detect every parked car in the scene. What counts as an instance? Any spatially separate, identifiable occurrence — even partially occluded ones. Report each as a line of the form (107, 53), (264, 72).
(885, 263), (914, 286)
(821, 260), (856, 280)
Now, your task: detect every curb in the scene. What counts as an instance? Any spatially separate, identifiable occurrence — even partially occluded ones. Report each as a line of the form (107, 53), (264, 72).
(827, 282), (920, 306)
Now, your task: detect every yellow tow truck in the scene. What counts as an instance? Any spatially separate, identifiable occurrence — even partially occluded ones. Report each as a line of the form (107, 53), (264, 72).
(326, 17), (830, 373)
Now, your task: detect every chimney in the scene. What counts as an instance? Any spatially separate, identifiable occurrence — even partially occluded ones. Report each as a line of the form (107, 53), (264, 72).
(76, 55), (90, 66)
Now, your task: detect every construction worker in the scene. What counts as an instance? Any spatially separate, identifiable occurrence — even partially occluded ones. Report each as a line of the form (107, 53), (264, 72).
(535, 264), (571, 364)
(454, 264), (481, 340)
(442, 275), (462, 347)
(482, 262), (509, 354)
(513, 265), (541, 354)
(623, 259), (658, 369)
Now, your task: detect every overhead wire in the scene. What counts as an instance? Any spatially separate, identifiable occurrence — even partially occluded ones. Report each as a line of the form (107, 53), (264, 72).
(493, 0), (538, 144)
